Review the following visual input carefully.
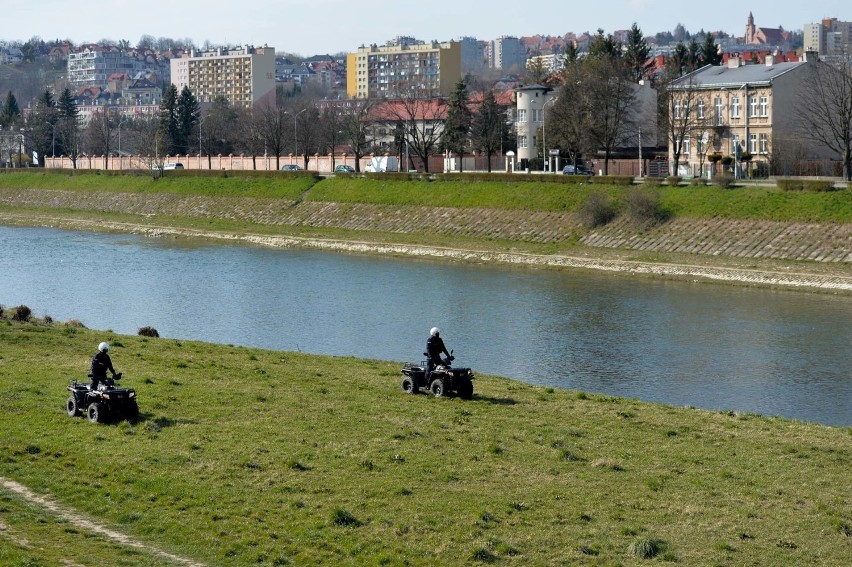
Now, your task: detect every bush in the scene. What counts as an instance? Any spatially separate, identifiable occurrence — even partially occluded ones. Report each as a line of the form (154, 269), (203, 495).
(690, 177), (708, 186)
(0, 304), (3, 318)
(579, 190), (618, 229)
(625, 187), (667, 229)
(628, 538), (663, 559)
(66, 319), (87, 328)
(802, 180), (835, 192)
(666, 176), (682, 186)
(643, 176), (663, 186)
(776, 178), (803, 191)
(11, 305), (32, 322)
(138, 326), (160, 337)
(713, 173), (735, 189)
(590, 175), (633, 186)
(330, 508), (361, 527)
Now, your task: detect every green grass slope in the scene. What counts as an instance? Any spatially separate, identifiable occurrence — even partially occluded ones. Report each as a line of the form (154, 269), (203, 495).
(1, 315), (849, 566)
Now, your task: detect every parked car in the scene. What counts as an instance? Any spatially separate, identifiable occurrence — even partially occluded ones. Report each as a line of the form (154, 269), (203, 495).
(562, 164), (593, 175)
(281, 164), (302, 171)
(151, 162), (184, 171)
(334, 164), (355, 173)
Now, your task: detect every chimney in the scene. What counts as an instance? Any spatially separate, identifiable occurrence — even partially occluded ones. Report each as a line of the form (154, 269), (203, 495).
(727, 56), (741, 69)
(765, 54), (774, 66)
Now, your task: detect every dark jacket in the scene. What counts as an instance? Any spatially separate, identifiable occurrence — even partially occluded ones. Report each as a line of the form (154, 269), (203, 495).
(426, 335), (450, 362)
(91, 350), (115, 379)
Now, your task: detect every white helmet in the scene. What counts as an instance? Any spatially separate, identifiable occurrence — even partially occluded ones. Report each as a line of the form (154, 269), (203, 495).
(98, 342), (110, 352)
(430, 327), (440, 337)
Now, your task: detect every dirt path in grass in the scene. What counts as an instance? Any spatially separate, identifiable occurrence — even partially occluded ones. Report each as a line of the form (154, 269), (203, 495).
(0, 476), (205, 567)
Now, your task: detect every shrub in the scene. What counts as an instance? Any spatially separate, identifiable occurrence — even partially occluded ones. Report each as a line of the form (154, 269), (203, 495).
(331, 508), (361, 527)
(0, 304), (3, 318)
(579, 190), (618, 229)
(138, 326), (160, 337)
(590, 175), (633, 186)
(625, 187), (667, 229)
(690, 177), (707, 186)
(713, 173), (735, 189)
(666, 176), (682, 186)
(643, 176), (663, 186)
(802, 180), (835, 192)
(776, 178), (803, 191)
(12, 305), (32, 322)
(66, 319), (87, 328)
(43, 315), (54, 325)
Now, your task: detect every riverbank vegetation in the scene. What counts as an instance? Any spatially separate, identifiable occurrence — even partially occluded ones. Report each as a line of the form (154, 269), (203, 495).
(1, 313), (849, 565)
(1, 170), (851, 223)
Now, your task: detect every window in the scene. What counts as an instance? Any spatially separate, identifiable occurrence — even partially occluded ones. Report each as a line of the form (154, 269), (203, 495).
(683, 136), (691, 155)
(731, 134), (741, 156)
(749, 96), (758, 117)
(518, 135), (527, 148)
(518, 108), (527, 122)
(697, 98), (705, 119)
(731, 96), (740, 119)
(714, 97), (723, 125)
(759, 133), (768, 154)
(697, 133), (707, 154)
(532, 109), (543, 122)
(749, 133), (758, 153)
(759, 96), (768, 117)
(674, 99), (682, 120)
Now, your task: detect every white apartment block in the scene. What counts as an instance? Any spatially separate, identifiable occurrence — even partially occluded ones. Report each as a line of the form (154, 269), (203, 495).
(170, 45), (276, 108)
(68, 49), (144, 88)
(803, 18), (852, 58)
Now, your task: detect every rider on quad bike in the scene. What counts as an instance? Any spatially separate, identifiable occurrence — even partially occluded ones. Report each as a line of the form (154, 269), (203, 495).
(426, 327), (451, 383)
(90, 342), (118, 390)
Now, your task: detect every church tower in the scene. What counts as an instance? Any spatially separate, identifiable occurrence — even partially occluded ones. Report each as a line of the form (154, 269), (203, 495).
(745, 11), (756, 44)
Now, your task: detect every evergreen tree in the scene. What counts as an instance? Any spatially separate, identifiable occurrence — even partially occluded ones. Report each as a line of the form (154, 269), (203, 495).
(588, 29), (621, 60)
(176, 86), (200, 155)
(158, 84), (179, 155)
(441, 79), (473, 172)
(701, 33), (723, 66)
(56, 88), (79, 158)
(1, 91), (21, 129)
(24, 90), (58, 166)
(686, 39), (701, 72)
(624, 23), (650, 82)
(563, 42), (578, 68)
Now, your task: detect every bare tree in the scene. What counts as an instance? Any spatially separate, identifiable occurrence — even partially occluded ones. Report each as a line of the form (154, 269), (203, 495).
(256, 102), (290, 171)
(339, 99), (377, 173)
(661, 72), (704, 176)
(796, 61), (852, 180)
(294, 103), (321, 170)
(383, 93), (446, 173)
(84, 107), (117, 170)
(583, 56), (637, 175)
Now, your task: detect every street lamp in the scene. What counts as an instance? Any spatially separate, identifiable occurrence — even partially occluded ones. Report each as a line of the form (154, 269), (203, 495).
(47, 122), (58, 158)
(117, 119), (127, 157)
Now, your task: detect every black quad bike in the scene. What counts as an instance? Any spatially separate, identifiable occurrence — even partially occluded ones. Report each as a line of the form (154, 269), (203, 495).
(66, 373), (139, 423)
(400, 351), (474, 399)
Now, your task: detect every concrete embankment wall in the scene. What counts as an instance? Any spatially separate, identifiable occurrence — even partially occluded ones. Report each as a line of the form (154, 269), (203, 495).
(1, 187), (850, 264)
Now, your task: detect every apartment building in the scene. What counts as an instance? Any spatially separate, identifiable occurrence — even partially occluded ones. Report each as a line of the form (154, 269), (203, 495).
(170, 45), (276, 108)
(68, 48), (145, 88)
(347, 39), (461, 99)
(487, 36), (526, 71)
(667, 55), (815, 177)
(804, 18), (852, 59)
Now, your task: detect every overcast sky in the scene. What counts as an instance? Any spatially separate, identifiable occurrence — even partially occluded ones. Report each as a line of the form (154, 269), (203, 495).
(4, 1), (848, 56)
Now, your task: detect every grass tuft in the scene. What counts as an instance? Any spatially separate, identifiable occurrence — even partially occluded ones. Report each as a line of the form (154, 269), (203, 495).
(628, 538), (663, 559)
(331, 508), (361, 527)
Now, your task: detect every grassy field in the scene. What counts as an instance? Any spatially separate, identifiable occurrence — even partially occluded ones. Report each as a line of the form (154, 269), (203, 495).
(1, 171), (851, 223)
(1, 314), (849, 566)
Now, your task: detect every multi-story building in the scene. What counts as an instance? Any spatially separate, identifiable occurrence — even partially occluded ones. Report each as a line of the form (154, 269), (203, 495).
(68, 48), (145, 88)
(458, 37), (486, 74)
(170, 45), (276, 108)
(804, 17), (852, 59)
(667, 54), (817, 177)
(487, 36), (526, 71)
(347, 39), (461, 99)
(513, 84), (555, 167)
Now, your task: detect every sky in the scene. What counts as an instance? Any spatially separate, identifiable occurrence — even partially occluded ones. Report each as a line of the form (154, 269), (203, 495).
(3, 1), (849, 56)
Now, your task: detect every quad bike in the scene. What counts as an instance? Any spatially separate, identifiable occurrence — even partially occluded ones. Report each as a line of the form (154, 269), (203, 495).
(400, 351), (474, 399)
(66, 373), (139, 423)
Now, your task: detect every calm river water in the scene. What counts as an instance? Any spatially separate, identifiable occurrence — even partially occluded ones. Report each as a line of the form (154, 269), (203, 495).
(1, 225), (850, 426)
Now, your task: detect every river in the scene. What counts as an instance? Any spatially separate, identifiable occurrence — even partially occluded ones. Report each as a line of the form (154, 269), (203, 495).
(2, 225), (850, 426)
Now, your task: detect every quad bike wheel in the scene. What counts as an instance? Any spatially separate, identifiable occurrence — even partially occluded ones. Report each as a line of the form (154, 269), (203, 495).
(87, 402), (106, 424)
(457, 380), (473, 400)
(401, 377), (418, 394)
(430, 379), (445, 397)
(66, 396), (82, 417)
(126, 400), (140, 422)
